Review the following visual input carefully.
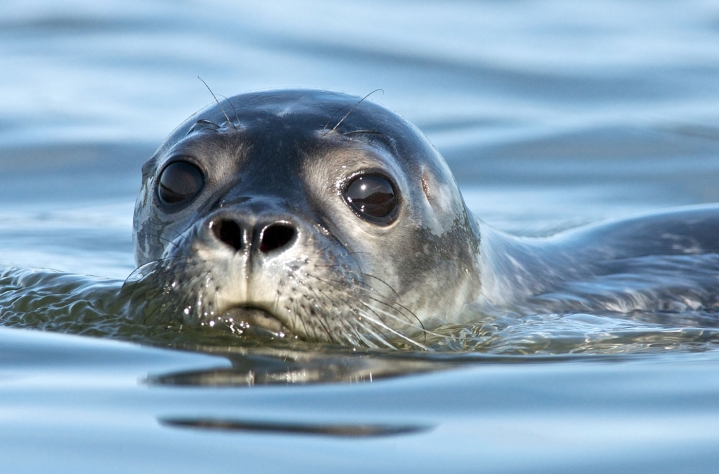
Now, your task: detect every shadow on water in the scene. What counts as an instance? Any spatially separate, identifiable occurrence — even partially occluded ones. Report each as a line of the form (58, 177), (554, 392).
(159, 417), (432, 438)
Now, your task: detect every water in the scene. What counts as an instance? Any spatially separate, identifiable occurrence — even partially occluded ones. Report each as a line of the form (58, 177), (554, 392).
(2, 0), (719, 471)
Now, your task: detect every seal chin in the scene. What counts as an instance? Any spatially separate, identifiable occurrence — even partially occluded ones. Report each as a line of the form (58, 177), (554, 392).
(220, 306), (293, 338)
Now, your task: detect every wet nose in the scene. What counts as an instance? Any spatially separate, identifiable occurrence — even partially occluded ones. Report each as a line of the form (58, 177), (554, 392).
(257, 223), (296, 253)
(209, 217), (296, 254)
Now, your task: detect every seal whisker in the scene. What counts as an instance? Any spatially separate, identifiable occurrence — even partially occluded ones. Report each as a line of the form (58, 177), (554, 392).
(356, 308), (430, 351)
(115, 257), (190, 313)
(111, 261), (164, 307)
(358, 300), (435, 346)
(302, 286), (348, 344)
(197, 76), (236, 130)
(322, 105), (350, 133)
(142, 227), (195, 254)
(312, 247), (375, 259)
(309, 263), (401, 300)
(357, 272), (401, 300)
(358, 290), (425, 333)
(345, 315), (382, 348)
(357, 298), (417, 329)
(331, 89), (384, 132)
(154, 233), (181, 250)
(281, 275), (338, 344)
(340, 324), (364, 347)
(354, 301), (406, 341)
(334, 316), (362, 346)
(137, 260), (214, 325)
(293, 295), (320, 343)
(216, 94), (241, 126)
(358, 289), (428, 337)
(352, 311), (397, 349)
(296, 273), (362, 337)
(297, 270), (422, 345)
(343, 129), (384, 136)
(300, 274), (394, 348)
(272, 278), (283, 323)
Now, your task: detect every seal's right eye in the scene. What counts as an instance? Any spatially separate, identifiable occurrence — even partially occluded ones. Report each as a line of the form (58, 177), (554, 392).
(157, 161), (205, 206)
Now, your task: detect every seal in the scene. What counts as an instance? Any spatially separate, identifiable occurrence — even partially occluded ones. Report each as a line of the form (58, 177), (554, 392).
(133, 89), (719, 347)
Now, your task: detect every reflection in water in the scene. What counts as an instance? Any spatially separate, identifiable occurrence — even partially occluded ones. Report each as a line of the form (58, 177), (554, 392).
(147, 348), (455, 386)
(159, 417), (431, 438)
(147, 345), (632, 387)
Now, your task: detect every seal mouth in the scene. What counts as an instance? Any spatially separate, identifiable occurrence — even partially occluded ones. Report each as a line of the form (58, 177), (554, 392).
(221, 306), (293, 339)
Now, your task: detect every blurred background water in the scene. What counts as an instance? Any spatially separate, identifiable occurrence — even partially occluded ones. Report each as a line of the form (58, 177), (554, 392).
(2, 0), (719, 472)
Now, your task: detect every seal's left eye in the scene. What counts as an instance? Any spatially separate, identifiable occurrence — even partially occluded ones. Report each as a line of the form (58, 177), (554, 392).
(157, 161), (204, 206)
(343, 175), (397, 223)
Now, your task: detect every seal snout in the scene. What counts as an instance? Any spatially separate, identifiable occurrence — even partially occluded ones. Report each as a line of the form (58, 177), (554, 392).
(208, 215), (297, 256)
(258, 223), (295, 253)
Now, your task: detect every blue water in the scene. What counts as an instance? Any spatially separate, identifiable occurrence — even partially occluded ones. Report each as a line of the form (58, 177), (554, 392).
(2, 0), (719, 472)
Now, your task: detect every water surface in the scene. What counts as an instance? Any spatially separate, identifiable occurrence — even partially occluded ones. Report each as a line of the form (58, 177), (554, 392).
(2, 0), (719, 472)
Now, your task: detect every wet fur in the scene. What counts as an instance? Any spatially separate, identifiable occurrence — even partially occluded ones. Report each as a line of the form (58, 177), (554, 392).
(132, 90), (480, 347)
(132, 89), (719, 348)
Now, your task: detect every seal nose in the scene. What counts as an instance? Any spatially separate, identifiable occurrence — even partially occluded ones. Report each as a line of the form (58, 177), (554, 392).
(211, 219), (243, 251)
(210, 218), (296, 254)
(258, 223), (295, 253)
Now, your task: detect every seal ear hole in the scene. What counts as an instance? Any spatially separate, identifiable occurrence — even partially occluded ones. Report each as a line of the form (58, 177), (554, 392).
(212, 219), (243, 251)
(157, 160), (205, 208)
(260, 224), (296, 253)
(343, 174), (397, 224)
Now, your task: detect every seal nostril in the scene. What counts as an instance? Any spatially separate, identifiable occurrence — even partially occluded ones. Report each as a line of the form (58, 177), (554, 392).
(212, 219), (243, 251)
(259, 224), (295, 253)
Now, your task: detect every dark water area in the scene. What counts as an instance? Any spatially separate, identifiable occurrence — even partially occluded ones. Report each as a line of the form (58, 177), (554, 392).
(2, 0), (719, 472)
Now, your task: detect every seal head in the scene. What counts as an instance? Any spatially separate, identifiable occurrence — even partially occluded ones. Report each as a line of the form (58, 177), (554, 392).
(133, 89), (481, 346)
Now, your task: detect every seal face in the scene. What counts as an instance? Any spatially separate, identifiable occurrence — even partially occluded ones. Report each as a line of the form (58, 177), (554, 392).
(133, 90), (481, 346)
(134, 89), (719, 347)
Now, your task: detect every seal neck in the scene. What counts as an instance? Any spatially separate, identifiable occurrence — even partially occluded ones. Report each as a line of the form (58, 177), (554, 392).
(477, 223), (581, 306)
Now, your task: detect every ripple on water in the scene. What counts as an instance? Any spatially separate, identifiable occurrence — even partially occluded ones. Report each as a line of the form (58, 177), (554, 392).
(2, 267), (719, 365)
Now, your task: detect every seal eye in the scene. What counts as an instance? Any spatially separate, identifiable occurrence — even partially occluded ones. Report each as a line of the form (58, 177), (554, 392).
(157, 161), (204, 206)
(343, 175), (397, 222)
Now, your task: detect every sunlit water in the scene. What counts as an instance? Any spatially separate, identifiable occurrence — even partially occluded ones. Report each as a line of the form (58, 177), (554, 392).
(2, 0), (719, 472)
